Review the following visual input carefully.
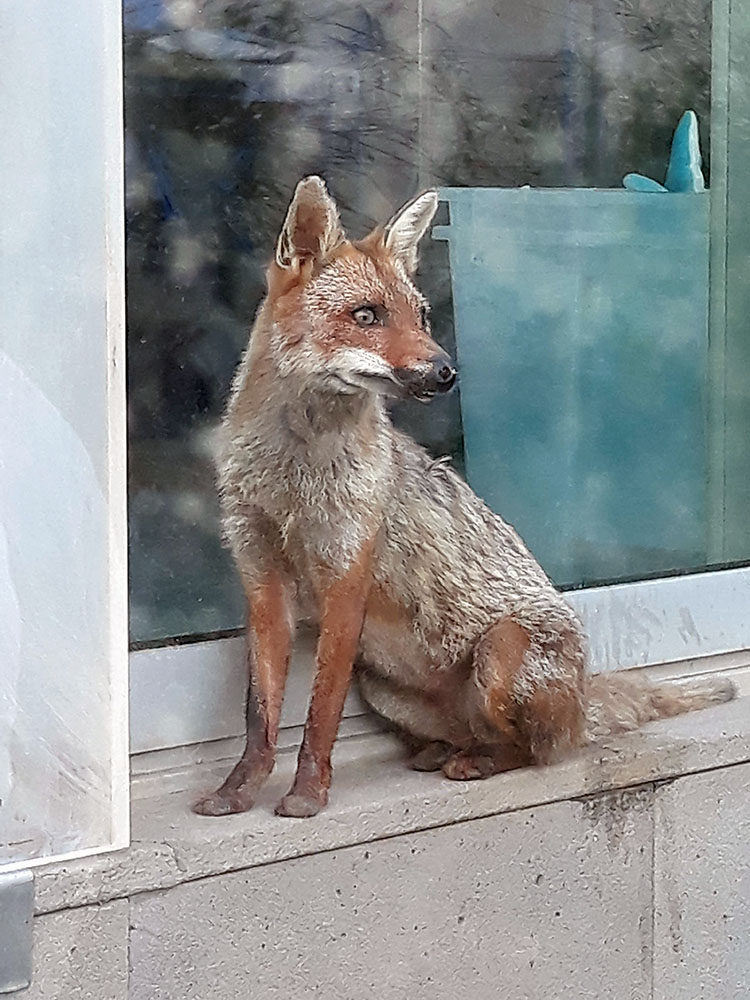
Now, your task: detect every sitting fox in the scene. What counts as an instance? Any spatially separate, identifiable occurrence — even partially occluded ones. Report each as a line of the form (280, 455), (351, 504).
(195, 176), (735, 819)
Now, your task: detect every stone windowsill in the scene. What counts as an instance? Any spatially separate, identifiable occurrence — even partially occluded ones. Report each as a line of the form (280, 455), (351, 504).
(33, 693), (750, 916)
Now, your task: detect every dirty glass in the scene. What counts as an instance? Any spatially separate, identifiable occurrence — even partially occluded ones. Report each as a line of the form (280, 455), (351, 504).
(1, 0), (128, 872)
(125, 0), (723, 643)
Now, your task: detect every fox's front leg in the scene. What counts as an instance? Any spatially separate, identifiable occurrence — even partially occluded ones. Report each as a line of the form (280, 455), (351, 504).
(276, 548), (373, 818)
(194, 569), (293, 816)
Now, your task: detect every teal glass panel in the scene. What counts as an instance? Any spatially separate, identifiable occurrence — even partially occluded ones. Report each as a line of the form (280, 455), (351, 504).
(435, 186), (710, 586)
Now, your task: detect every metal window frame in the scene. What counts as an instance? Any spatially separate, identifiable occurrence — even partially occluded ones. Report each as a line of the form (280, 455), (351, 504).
(130, 566), (750, 754)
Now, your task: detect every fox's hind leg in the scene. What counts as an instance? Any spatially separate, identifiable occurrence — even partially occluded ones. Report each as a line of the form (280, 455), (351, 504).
(451, 616), (585, 780)
(409, 741), (453, 772)
(441, 743), (531, 779)
(357, 667), (471, 768)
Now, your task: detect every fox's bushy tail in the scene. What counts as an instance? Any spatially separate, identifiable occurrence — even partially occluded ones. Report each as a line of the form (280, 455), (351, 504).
(584, 671), (737, 740)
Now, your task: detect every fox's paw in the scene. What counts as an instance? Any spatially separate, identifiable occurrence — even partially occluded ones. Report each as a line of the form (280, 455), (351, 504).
(193, 788), (256, 816)
(275, 790), (327, 818)
(410, 741), (452, 772)
(441, 750), (498, 781)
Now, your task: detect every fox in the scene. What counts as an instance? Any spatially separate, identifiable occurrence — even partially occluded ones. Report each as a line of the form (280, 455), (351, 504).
(194, 175), (736, 819)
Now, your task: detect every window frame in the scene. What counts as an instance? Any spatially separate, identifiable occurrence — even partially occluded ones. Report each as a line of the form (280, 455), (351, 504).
(130, 566), (750, 754)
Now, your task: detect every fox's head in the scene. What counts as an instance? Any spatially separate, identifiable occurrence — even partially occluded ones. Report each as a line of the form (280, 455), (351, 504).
(264, 176), (456, 402)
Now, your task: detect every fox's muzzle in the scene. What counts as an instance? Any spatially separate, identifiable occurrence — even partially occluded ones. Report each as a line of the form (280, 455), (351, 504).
(395, 352), (457, 401)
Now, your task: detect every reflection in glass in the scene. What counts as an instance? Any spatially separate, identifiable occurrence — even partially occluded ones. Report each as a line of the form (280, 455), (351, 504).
(125, 0), (712, 642)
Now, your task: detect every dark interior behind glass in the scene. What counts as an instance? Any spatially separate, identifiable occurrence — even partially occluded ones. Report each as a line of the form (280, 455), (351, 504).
(125, 0), (711, 644)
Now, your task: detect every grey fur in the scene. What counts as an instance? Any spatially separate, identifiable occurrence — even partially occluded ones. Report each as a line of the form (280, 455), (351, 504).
(217, 179), (736, 791)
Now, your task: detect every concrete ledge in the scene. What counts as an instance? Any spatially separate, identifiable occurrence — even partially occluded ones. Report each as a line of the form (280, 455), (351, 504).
(27, 901), (129, 1000)
(129, 791), (656, 1000)
(34, 696), (750, 915)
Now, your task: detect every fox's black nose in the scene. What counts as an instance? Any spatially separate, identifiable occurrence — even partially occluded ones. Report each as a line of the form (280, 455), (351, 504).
(430, 355), (457, 393)
(394, 352), (457, 400)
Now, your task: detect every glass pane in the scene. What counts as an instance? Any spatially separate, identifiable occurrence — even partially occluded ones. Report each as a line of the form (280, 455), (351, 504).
(126, 0), (737, 645)
(1, 0), (128, 871)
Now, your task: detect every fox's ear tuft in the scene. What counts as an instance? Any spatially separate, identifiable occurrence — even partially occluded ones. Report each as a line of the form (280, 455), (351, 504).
(383, 190), (439, 274)
(275, 176), (345, 270)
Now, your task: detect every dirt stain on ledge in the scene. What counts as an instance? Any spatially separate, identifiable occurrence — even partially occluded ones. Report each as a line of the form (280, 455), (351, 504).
(576, 784), (654, 849)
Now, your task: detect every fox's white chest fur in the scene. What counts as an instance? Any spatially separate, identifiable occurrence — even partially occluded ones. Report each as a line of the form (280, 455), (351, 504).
(220, 389), (394, 585)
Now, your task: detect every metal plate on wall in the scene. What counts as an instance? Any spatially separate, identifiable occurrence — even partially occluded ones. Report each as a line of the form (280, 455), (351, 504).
(0, 870), (33, 994)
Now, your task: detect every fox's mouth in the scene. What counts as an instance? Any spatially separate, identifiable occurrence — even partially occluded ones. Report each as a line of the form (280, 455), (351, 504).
(394, 360), (457, 402)
(409, 386), (437, 403)
(353, 373), (444, 403)
(327, 370), (401, 396)
(350, 371), (402, 395)
(328, 362), (457, 402)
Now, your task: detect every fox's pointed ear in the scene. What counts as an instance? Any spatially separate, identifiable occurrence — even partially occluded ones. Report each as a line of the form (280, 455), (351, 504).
(275, 176), (345, 271)
(383, 190), (439, 274)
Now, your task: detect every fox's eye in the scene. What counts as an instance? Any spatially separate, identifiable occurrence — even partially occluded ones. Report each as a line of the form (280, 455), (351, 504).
(352, 305), (378, 328)
(420, 304), (429, 329)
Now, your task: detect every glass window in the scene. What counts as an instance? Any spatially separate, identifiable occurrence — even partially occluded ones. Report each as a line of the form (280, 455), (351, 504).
(125, 0), (746, 653)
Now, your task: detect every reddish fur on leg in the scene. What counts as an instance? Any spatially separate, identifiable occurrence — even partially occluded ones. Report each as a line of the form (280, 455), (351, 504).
(519, 677), (585, 764)
(469, 617), (585, 769)
(194, 571), (292, 816)
(441, 743), (531, 780)
(276, 546), (374, 818)
(469, 617), (532, 744)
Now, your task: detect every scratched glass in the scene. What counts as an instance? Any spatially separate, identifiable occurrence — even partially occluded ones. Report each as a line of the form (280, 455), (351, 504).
(1, 0), (128, 871)
(125, 0), (731, 644)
